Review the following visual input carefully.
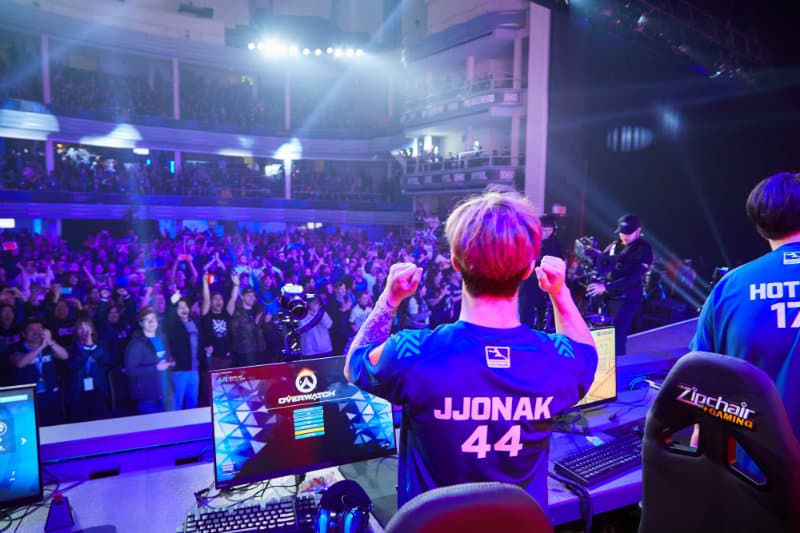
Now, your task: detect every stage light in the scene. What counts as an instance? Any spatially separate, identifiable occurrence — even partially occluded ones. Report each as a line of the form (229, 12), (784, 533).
(356, 49), (364, 57)
(326, 47), (333, 55)
(257, 42), (264, 51)
(247, 42), (256, 51)
(346, 48), (355, 57)
(302, 48), (311, 56)
(334, 48), (343, 58)
(314, 48), (322, 56)
(290, 45), (299, 56)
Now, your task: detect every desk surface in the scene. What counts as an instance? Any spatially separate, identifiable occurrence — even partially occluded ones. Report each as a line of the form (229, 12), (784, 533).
(9, 388), (653, 533)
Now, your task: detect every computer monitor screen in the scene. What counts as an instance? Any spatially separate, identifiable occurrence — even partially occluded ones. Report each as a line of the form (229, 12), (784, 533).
(0, 385), (43, 509)
(211, 356), (396, 489)
(572, 327), (616, 409)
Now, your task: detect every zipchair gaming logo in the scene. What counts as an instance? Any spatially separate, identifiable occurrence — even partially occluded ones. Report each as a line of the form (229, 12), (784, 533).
(676, 384), (757, 430)
(295, 369), (318, 393)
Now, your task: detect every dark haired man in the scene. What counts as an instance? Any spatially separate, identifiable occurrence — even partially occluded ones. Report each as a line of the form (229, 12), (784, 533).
(691, 172), (800, 442)
(9, 318), (69, 425)
(344, 190), (597, 513)
(587, 214), (654, 355)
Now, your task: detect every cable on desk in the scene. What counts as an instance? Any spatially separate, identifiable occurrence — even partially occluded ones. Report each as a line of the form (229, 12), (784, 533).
(549, 470), (593, 533)
(608, 387), (656, 422)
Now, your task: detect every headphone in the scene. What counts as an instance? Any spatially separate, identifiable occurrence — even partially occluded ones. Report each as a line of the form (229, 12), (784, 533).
(314, 480), (372, 533)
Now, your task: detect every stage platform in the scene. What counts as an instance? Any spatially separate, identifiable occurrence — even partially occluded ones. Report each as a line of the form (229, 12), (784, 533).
(13, 319), (697, 532)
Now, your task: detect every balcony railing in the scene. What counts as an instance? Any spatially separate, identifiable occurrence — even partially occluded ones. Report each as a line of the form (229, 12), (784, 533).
(402, 154), (524, 194)
(401, 75), (524, 124)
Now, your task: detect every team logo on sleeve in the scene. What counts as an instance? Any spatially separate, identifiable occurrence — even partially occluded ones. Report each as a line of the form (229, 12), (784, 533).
(783, 251), (800, 265)
(485, 346), (511, 368)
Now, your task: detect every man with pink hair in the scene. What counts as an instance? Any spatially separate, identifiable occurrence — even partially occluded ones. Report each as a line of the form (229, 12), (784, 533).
(345, 188), (597, 513)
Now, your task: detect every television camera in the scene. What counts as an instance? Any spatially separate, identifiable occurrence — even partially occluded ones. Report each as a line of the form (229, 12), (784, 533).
(275, 284), (314, 360)
(573, 237), (615, 326)
(573, 236), (615, 286)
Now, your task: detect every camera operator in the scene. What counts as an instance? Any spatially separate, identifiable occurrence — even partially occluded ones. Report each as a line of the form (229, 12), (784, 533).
(586, 214), (653, 355)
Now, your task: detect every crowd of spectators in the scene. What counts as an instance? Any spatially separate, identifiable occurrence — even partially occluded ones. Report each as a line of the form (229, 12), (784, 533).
(50, 64), (171, 119)
(0, 223), (461, 425)
(2, 49), (392, 136)
(0, 146), (400, 201)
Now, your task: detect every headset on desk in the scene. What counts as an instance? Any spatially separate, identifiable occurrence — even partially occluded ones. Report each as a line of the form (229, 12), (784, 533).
(314, 480), (373, 533)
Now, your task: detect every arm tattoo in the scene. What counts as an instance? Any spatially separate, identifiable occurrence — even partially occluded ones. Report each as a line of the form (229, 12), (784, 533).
(347, 299), (397, 356)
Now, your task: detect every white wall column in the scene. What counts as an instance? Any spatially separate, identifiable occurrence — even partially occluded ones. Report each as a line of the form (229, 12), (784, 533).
(147, 63), (156, 90)
(174, 151), (182, 174)
(284, 74), (291, 131)
(510, 112), (521, 167)
(45, 140), (55, 175)
(283, 160), (292, 200)
(513, 34), (523, 90)
(524, 4), (551, 215)
(172, 58), (180, 120)
(41, 35), (51, 104)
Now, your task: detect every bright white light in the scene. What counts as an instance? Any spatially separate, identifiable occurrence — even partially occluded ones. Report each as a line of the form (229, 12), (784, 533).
(257, 42), (264, 51)
(356, 49), (364, 57)
(302, 48), (311, 56)
(314, 49), (322, 56)
(274, 138), (303, 160)
(334, 48), (343, 58)
(247, 42), (256, 51)
(346, 48), (355, 57)
(81, 124), (142, 149)
(306, 222), (323, 230)
(132, 147), (150, 155)
(326, 47), (333, 55)
(277, 44), (288, 56)
(290, 45), (299, 56)
(264, 164), (282, 177)
(0, 218), (15, 229)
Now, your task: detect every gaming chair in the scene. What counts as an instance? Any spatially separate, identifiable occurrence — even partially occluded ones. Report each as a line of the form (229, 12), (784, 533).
(639, 351), (800, 533)
(384, 482), (553, 533)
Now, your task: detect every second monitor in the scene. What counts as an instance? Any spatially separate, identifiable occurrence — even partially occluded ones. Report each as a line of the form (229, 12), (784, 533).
(210, 356), (396, 490)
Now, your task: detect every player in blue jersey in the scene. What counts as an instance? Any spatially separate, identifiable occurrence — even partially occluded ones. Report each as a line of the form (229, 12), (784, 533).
(345, 189), (598, 512)
(691, 171), (800, 442)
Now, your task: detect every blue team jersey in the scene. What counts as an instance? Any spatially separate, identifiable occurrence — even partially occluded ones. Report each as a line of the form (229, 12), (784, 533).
(691, 241), (800, 442)
(348, 320), (598, 511)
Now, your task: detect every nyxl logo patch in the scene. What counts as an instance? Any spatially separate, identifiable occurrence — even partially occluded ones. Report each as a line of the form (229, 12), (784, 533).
(485, 346), (511, 368)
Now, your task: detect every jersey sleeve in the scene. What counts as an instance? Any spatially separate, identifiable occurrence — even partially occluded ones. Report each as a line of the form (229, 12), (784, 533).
(690, 288), (717, 352)
(547, 333), (599, 400)
(347, 328), (435, 403)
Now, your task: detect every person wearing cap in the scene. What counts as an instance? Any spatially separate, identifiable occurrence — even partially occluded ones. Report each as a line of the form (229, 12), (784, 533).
(227, 274), (266, 367)
(587, 214), (654, 355)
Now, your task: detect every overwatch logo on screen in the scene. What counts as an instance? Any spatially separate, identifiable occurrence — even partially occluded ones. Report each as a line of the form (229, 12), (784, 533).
(295, 369), (318, 393)
(278, 368), (336, 405)
(676, 384), (757, 430)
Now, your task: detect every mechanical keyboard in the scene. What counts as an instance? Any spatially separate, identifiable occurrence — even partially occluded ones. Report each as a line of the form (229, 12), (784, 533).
(553, 430), (643, 486)
(180, 493), (321, 533)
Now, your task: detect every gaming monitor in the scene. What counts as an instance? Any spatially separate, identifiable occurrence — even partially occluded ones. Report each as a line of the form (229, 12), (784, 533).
(0, 384), (43, 509)
(211, 356), (396, 489)
(572, 326), (617, 409)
